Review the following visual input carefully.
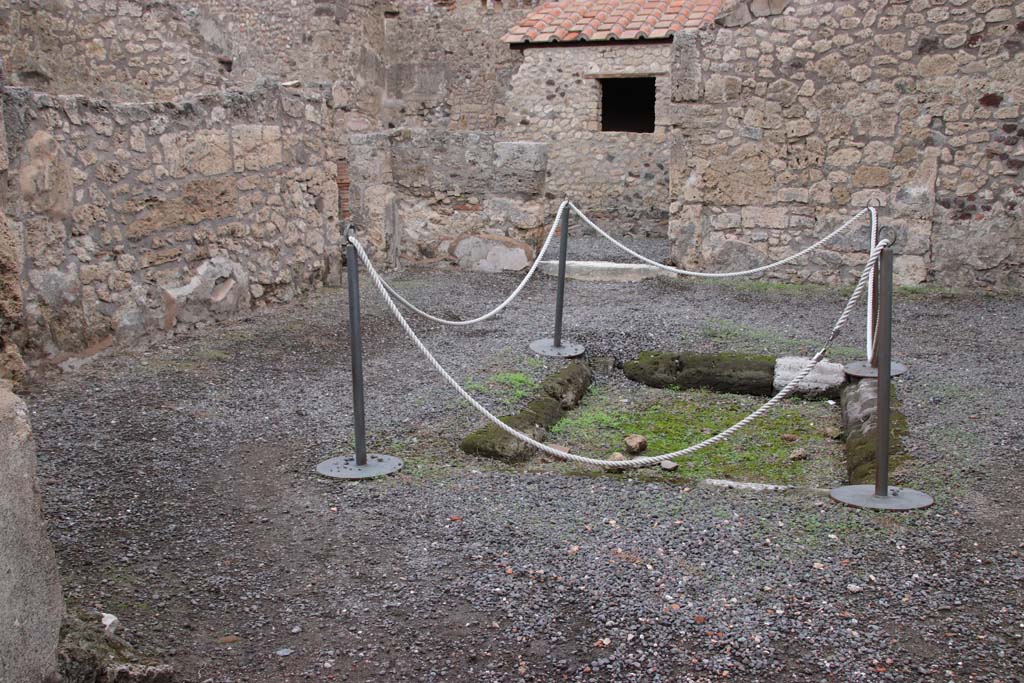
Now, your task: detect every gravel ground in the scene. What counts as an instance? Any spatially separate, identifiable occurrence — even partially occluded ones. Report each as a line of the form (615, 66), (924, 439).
(547, 234), (673, 263)
(24, 260), (1024, 683)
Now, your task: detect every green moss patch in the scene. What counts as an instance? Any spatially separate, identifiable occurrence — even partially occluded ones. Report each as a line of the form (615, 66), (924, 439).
(550, 388), (842, 485)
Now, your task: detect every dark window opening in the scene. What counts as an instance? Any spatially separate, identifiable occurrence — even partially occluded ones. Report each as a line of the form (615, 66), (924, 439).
(600, 77), (656, 133)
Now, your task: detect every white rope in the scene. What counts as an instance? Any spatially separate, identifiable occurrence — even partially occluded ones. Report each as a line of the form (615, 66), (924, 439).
(372, 201), (568, 327)
(568, 202), (872, 279)
(351, 232), (888, 470)
(865, 207), (879, 363)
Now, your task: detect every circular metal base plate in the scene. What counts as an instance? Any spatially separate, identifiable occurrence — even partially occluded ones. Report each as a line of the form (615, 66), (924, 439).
(844, 360), (908, 379)
(530, 338), (585, 358)
(830, 484), (934, 511)
(316, 454), (403, 480)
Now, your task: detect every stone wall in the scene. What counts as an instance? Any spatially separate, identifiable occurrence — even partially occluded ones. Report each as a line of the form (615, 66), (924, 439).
(382, 3), (671, 229)
(0, 383), (64, 683)
(0, 0), (386, 126)
(2, 83), (341, 369)
(508, 43), (673, 229)
(348, 128), (548, 264)
(0, 85), (25, 381)
(382, 1), (532, 130)
(189, 0), (386, 121)
(669, 0), (1023, 288)
(0, 0), (234, 101)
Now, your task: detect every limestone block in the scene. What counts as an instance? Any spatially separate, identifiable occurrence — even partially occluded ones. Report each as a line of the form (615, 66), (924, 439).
(450, 234), (534, 273)
(231, 125), (283, 171)
(672, 32), (703, 102)
(160, 130), (231, 177)
(0, 386), (64, 683)
(751, 0), (790, 17)
(17, 132), (73, 218)
(698, 234), (771, 273)
(704, 74), (742, 103)
(717, 2), (754, 27)
(893, 148), (939, 219)
(774, 356), (846, 399)
(161, 257), (251, 329)
(893, 254), (927, 285)
(918, 54), (957, 77)
(494, 141), (547, 174)
(492, 141), (547, 195)
(126, 179), (237, 239)
(852, 165), (892, 188)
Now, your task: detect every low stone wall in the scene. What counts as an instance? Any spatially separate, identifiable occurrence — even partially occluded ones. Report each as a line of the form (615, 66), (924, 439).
(669, 0), (1023, 288)
(2, 83), (342, 370)
(348, 128), (548, 264)
(0, 384), (64, 683)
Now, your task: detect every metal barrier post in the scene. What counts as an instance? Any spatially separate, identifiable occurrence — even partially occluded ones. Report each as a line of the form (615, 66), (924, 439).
(830, 245), (932, 510)
(845, 218), (907, 380)
(316, 228), (404, 480)
(530, 204), (585, 358)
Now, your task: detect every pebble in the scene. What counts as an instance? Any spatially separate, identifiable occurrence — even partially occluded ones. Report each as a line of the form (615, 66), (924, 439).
(624, 434), (648, 454)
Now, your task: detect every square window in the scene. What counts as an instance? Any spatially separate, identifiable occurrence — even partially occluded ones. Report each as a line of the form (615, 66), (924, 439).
(600, 77), (656, 133)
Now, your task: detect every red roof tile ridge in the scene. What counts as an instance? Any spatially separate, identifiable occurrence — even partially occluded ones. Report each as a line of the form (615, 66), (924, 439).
(503, 0), (721, 45)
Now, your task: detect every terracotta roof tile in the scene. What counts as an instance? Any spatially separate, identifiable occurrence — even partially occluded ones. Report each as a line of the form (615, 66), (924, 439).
(502, 0), (722, 44)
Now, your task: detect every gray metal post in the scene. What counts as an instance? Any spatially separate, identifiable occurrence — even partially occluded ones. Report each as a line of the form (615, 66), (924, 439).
(552, 207), (569, 348)
(316, 228), (404, 480)
(830, 244), (932, 510)
(347, 240), (368, 467)
(845, 227), (907, 379)
(874, 246), (893, 497)
(530, 204), (585, 358)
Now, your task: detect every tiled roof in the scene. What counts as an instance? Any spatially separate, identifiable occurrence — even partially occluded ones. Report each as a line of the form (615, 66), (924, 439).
(502, 0), (723, 45)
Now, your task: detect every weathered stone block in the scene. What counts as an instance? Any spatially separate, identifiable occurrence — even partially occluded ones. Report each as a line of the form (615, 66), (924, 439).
(672, 32), (704, 102)
(624, 351), (776, 396)
(18, 131), (73, 218)
(773, 356), (846, 399)
(160, 130), (232, 177)
(231, 125), (283, 171)
(460, 414), (546, 463)
(0, 386), (64, 683)
(541, 362), (593, 409)
(126, 179), (238, 239)
(450, 234), (534, 273)
(161, 257), (251, 329)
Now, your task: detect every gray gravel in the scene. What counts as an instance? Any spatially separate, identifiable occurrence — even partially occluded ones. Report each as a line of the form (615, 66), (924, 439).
(25, 264), (1024, 682)
(548, 234), (673, 263)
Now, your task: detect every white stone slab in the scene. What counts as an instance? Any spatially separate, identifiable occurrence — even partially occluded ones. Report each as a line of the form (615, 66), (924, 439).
(773, 356), (847, 398)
